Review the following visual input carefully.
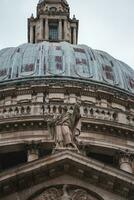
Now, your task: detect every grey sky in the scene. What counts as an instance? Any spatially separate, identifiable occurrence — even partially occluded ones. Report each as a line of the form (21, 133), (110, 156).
(0, 0), (134, 69)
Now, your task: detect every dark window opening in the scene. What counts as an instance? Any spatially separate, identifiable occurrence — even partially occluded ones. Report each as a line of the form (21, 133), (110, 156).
(33, 26), (36, 43)
(49, 23), (58, 41)
(43, 19), (46, 39)
(39, 149), (53, 158)
(71, 27), (73, 44)
(62, 20), (64, 40)
(0, 151), (27, 172)
(87, 152), (115, 166)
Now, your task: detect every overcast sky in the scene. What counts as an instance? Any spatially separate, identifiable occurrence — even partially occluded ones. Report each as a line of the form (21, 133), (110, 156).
(0, 0), (134, 69)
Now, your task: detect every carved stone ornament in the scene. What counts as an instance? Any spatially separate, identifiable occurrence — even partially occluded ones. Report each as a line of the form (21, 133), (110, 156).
(32, 185), (99, 200)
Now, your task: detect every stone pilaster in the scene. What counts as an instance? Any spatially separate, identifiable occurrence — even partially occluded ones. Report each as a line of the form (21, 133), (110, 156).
(119, 150), (133, 174)
(45, 18), (48, 40)
(58, 20), (62, 41)
(40, 18), (43, 41)
(30, 25), (33, 43)
(73, 27), (77, 45)
(64, 20), (68, 41)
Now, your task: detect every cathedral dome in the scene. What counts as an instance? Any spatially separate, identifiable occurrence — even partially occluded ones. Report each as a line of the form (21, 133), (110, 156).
(0, 42), (134, 94)
(1, 1), (134, 199)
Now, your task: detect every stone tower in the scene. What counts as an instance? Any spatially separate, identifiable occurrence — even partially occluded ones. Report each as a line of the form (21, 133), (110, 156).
(28, 0), (79, 44)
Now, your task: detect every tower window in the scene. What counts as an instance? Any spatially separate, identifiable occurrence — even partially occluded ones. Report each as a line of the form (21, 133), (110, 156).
(49, 23), (58, 41)
(33, 25), (36, 43)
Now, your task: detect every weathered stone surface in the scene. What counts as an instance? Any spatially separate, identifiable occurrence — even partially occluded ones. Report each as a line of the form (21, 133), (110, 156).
(0, 0), (134, 200)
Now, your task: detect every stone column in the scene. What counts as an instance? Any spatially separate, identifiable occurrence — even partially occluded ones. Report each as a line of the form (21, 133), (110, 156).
(73, 27), (77, 45)
(45, 18), (49, 40)
(26, 141), (40, 162)
(119, 150), (133, 174)
(64, 20), (67, 41)
(30, 25), (34, 43)
(40, 18), (43, 41)
(58, 20), (62, 41)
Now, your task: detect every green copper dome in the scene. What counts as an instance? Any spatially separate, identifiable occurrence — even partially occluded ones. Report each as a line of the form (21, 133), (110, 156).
(0, 42), (134, 94)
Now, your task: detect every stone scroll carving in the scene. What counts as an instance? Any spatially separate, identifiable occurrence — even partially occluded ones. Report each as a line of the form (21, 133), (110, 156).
(34, 187), (60, 200)
(47, 103), (81, 150)
(32, 185), (98, 200)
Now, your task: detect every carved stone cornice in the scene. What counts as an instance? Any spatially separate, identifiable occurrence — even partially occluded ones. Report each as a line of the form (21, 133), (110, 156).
(0, 150), (134, 198)
(0, 120), (48, 135)
(81, 121), (134, 140)
(0, 78), (133, 107)
(118, 149), (134, 163)
(118, 149), (134, 174)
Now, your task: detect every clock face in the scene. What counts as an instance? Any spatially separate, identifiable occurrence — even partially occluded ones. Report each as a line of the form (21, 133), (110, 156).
(73, 47), (90, 78)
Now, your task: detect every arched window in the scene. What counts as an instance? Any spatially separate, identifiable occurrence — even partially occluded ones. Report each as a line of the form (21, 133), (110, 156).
(49, 7), (57, 12)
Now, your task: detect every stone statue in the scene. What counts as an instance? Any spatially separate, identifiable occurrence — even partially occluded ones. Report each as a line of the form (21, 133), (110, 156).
(48, 103), (81, 149)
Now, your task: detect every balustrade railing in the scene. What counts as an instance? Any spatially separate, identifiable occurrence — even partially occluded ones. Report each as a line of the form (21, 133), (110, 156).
(82, 106), (118, 122)
(0, 103), (133, 127)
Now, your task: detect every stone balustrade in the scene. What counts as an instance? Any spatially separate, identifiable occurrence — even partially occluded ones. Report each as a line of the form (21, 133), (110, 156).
(82, 106), (118, 122)
(0, 103), (133, 128)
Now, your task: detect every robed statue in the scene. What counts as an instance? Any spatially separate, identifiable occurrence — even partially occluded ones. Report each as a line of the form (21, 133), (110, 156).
(48, 104), (81, 149)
